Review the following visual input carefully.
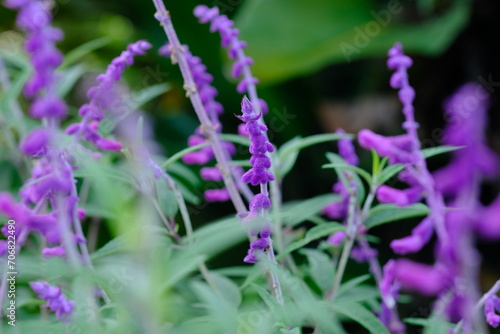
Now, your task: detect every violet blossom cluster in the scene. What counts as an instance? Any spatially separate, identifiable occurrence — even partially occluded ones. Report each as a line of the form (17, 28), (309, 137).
(5, 0), (67, 121)
(65, 40), (152, 151)
(159, 43), (237, 203)
(193, 4), (269, 131)
(356, 43), (448, 330)
(30, 281), (74, 321)
(238, 97), (274, 263)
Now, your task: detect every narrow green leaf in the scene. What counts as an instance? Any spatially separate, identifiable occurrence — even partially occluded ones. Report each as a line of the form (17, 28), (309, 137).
(279, 223), (344, 258)
(330, 302), (390, 334)
(364, 203), (429, 228)
(299, 248), (336, 292)
(209, 273), (242, 307)
(61, 37), (111, 69)
(56, 64), (86, 97)
(219, 133), (251, 147)
(322, 163), (372, 185)
(280, 193), (341, 227)
(421, 145), (463, 158)
(155, 178), (178, 217)
(160, 143), (210, 169)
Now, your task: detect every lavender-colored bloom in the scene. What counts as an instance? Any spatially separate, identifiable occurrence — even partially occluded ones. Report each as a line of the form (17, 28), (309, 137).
(337, 128), (359, 166)
(204, 188), (230, 202)
(484, 296), (500, 328)
(390, 217), (433, 254)
(393, 259), (449, 296)
(238, 97), (274, 186)
(376, 185), (422, 207)
(243, 237), (270, 264)
(194, 5), (268, 115)
(327, 231), (346, 246)
(200, 167), (223, 181)
(350, 246), (378, 263)
(42, 245), (65, 258)
(30, 281), (74, 321)
(67, 40), (151, 150)
(433, 83), (499, 196)
(19, 127), (49, 157)
(159, 43), (237, 202)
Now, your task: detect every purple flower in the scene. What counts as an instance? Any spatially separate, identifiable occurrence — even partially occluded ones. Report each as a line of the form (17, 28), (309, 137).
(484, 296), (500, 328)
(67, 40), (151, 149)
(200, 167), (223, 181)
(376, 185), (422, 207)
(42, 245), (65, 258)
(239, 97), (275, 186)
(204, 188), (230, 202)
(30, 281), (74, 321)
(194, 5), (268, 115)
(19, 127), (50, 157)
(393, 259), (448, 296)
(327, 231), (346, 246)
(350, 246), (378, 263)
(390, 217), (433, 254)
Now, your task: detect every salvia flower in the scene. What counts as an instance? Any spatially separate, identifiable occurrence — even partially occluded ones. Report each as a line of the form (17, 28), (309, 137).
(159, 43), (238, 203)
(30, 281), (74, 321)
(66, 40), (152, 151)
(194, 5), (268, 115)
(238, 97), (274, 186)
(484, 295), (500, 328)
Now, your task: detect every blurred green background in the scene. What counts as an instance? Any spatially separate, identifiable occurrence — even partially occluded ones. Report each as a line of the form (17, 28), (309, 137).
(1, 0), (500, 331)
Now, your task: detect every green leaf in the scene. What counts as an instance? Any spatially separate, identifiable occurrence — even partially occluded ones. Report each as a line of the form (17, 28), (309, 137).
(160, 143), (210, 169)
(235, 0), (470, 84)
(279, 223), (344, 258)
(208, 273), (242, 307)
(276, 136), (301, 179)
(280, 193), (341, 227)
(155, 178), (178, 217)
(131, 82), (171, 109)
(378, 164), (405, 184)
(299, 248), (336, 292)
(337, 274), (371, 297)
(56, 64), (87, 97)
(322, 163), (372, 185)
(330, 302), (390, 334)
(90, 237), (127, 262)
(276, 133), (351, 179)
(421, 145), (463, 158)
(61, 37), (111, 69)
(364, 203), (429, 228)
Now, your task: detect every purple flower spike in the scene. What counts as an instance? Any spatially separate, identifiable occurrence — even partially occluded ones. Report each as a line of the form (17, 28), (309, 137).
(30, 281), (74, 321)
(67, 40), (151, 149)
(194, 5), (269, 115)
(239, 97), (275, 186)
(485, 296), (500, 328)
